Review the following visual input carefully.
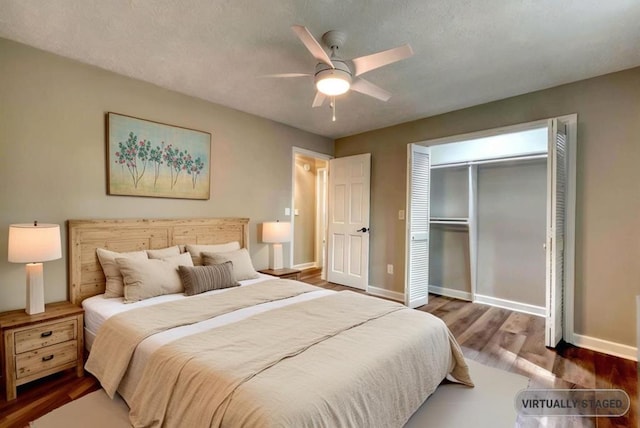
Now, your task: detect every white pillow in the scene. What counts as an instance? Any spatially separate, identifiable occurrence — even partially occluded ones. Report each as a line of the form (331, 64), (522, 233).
(186, 241), (241, 265)
(96, 248), (148, 298)
(118, 252), (194, 303)
(202, 248), (259, 281)
(146, 245), (181, 259)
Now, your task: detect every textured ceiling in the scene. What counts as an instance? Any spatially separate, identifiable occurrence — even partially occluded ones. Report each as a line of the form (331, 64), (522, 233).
(1, 0), (639, 138)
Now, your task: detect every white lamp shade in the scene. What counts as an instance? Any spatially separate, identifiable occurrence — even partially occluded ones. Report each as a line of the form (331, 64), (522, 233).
(262, 221), (291, 244)
(8, 223), (62, 263)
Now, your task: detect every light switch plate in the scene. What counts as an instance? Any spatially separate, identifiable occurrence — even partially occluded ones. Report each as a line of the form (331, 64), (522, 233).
(398, 210), (405, 220)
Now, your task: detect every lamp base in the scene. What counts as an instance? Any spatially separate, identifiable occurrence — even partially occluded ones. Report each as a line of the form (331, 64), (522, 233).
(269, 243), (284, 270)
(25, 263), (45, 315)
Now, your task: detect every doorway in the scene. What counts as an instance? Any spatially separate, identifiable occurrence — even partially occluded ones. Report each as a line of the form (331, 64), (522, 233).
(291, 148), (331, 277)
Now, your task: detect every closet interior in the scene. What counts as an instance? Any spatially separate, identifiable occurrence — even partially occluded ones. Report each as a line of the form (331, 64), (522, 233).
(428, 126), (550, 315)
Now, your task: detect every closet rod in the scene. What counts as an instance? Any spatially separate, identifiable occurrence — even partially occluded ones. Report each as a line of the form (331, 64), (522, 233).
(430, 220), (469, 226)
(431, 153), (548, 169)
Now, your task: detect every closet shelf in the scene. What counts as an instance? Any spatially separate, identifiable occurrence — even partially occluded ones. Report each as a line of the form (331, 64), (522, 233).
(430, 217), (469, 226)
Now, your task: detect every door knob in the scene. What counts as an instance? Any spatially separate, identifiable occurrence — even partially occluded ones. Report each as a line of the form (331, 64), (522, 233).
(357, 227), (370, 233)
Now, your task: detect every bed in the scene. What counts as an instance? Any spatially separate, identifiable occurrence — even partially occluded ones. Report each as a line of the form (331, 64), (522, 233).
(68, 218), (473, 428)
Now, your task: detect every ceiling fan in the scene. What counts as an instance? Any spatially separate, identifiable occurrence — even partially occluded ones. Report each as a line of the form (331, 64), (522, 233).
(268, 25), (414, 120)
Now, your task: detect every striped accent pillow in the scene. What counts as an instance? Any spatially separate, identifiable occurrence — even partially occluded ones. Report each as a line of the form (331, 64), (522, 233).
(178, 261), (240, 296)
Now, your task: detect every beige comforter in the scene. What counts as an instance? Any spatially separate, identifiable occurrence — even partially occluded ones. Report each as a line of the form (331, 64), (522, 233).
(85, 280), (319, 398)
(127, 291), (473, 428)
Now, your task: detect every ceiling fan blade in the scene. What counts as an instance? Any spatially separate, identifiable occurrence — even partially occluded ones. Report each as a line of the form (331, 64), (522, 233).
(352, 44), (414, 76)
(350, 78), (392, 101)
(312, 92), (327, 108)
(262, 73), (312, 78)
(291, 25), (334, 68)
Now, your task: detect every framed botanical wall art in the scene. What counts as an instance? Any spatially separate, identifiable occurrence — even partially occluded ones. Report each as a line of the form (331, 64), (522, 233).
(106, 112), (211, 200)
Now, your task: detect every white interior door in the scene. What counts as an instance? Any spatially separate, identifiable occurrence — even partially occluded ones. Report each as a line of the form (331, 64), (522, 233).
(545, 118), (567, 347)
(405, 144), (431, 308)
(327, 154), (371, 290)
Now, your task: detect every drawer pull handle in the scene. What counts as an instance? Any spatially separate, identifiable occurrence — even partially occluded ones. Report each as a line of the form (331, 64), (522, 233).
(41, 331), (53, 338)
(42, 355), (54, 362)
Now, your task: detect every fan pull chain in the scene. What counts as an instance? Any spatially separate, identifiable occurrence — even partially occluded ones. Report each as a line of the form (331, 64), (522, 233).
(331, 96), (336, 122)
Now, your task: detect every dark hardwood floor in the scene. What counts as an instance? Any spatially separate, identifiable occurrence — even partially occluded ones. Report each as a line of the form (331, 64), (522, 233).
(1, 274), (636, 428)
(0, 369), (99, 428)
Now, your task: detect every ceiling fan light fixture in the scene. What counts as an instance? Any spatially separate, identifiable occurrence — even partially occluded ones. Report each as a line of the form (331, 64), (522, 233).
(279, 26), (414, 110)
(316, 73), (351, 96)
(315, 61), (352, 96)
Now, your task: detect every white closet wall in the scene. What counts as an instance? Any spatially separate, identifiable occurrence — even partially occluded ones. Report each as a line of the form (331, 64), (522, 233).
(429, 167), (472, 295)
(476, 159), (547, 306)
(430, 127), (548, 165)
(430, 168), (468, 218)
(429, 226), (472, 294)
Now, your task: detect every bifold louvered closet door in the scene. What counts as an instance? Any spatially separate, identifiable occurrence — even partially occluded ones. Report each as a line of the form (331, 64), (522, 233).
(405, 144), (430, 308)
(545, 118), (567, 347)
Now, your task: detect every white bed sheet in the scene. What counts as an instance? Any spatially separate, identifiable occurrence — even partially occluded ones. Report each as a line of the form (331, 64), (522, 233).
(82, 273), (276, 337)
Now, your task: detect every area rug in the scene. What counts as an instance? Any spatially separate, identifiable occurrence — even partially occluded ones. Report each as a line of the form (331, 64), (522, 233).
(405, 359), (528, 428)
(31, 360), (528, 428)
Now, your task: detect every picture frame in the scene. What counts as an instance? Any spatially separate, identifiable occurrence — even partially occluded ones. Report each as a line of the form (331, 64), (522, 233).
(106, 112), (211, 200)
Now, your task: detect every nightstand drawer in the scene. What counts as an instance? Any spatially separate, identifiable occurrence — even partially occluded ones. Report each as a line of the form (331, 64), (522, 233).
(15, 340), (78, 379)
(15, 319), (77, 354)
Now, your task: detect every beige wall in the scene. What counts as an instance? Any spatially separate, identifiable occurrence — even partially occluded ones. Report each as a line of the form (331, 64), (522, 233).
(336, 66), (640, 347)
(293, 155), (317, 265)
(0, 38), (333, 312)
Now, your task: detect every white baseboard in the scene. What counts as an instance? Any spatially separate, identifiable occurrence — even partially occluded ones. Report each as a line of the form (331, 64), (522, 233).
(572, 333), (637, 362)
(429, 286), (472, 301)
(292, 262), (316, 270)
(473, 293), (546, 317)
(367, 285), (404, 302)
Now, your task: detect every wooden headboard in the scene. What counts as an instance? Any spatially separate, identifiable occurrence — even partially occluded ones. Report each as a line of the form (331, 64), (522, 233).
(67, 217), (250, 305)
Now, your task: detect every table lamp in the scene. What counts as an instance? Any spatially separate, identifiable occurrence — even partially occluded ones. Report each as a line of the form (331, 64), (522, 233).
(262, 221), (291, 270)
(8, 222), (62, 314)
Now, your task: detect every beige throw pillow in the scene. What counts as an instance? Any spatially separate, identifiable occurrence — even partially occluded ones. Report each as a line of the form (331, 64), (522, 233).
(146, 245), (181, 259)
(96, 248), (148, 298)
(202, 248), (259, 281)
(118, 252), (194, 303)
(186, 241), (241, 265)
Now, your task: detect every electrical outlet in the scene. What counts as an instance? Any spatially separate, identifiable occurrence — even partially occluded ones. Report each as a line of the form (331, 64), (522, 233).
(387, 264), (394, 274)
(398, 210), (405, 220)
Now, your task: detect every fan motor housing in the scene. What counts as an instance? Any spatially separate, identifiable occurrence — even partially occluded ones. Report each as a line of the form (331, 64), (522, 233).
(315, 59), (352, 77)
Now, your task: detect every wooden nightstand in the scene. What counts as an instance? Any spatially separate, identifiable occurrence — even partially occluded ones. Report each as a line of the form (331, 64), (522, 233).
(0, 301), (84, 401)
(259, 268), (302, 281)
